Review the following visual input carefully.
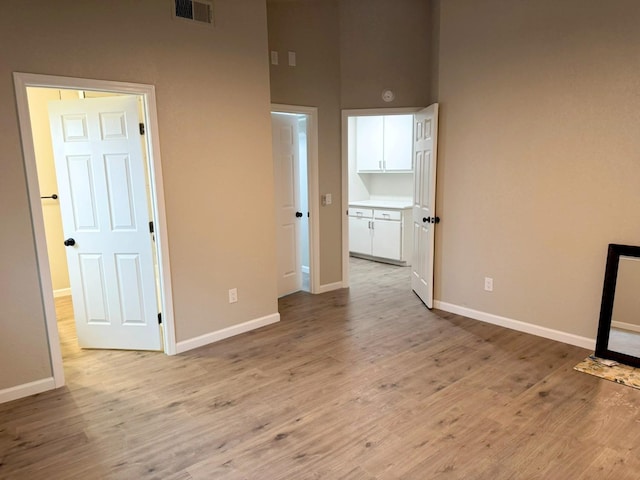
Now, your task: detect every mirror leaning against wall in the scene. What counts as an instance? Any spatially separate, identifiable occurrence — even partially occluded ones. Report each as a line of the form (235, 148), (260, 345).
(595, 244), (640, 368)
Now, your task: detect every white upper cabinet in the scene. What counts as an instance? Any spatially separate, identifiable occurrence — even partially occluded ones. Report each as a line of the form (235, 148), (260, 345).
(355, 116), (384, 171)
(383, 115), (413, 171)
(355, 114), (413, 173)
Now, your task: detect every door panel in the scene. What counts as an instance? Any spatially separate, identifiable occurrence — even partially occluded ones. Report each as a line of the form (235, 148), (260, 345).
(272, 113), (302, 297)
(104, 154), (136, 230)
(411, 104), (439, 308)
(49, 96), (161, 350)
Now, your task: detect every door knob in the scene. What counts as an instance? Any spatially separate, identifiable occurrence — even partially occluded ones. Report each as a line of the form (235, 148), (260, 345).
(295, 211), (303, 218)
(64, 238), (76, 247)
(423, 217), (429, 223)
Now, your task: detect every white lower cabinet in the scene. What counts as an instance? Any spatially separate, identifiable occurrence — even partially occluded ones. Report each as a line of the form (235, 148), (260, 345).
(348, 206), (412, 264)
(349, 215), (372, 255)
(371, 219), (401, 260)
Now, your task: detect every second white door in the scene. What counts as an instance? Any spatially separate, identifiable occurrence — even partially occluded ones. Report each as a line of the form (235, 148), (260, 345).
(272, 113), (303, 297)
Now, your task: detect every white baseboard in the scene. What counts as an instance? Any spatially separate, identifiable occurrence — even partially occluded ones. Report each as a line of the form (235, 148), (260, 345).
(175, 313), (280, 354)
(316, 281), (344, 294)
(301, 265), (310, 274)
(0, 377), (56, 404)
(612, 321), (640, 334)
(54, 288), (71, 298)
(433, 301), (596, 350)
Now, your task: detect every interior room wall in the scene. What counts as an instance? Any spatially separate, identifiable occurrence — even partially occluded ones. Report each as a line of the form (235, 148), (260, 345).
(368, 173), (413, 201)
(268, 0), (434, 286)
(435, 0), (640, 339)
(26, 88), (72, 294)
(267, 0), (343, 286)
(0, 0), (276, 391)
(347, 117), (370, 202)
(339, 0), (432, 109)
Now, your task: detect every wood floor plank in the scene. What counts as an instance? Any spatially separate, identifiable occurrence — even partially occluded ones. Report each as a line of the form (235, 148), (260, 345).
(1, 258), (638, 479)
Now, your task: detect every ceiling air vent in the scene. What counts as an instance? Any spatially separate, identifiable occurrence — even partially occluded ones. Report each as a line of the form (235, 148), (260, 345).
(174, 0), (214, 25)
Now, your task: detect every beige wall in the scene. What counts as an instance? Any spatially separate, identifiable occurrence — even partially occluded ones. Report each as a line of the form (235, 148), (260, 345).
(436, 0), (640, 338)
(339, 0), (431, 109)
(267, 0), (434, 284)
(1, 1), (276, 390)
(267, 0), (343, 285)
(27, 88), (71, 293)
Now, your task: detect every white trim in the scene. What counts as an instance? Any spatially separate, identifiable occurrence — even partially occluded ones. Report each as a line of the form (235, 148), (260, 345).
(433, 301), (596, 350)
(316, 281), (344, 294)
(271, 104), (320, 294)
(53, 288), (71, 298)
(13, 73), (178, 395)
(143, 85), (177, 355)
(612, 321), (640, 334)
(175, 313), (280, 354)
(0, 378), (56, 404)
(341, 107), (425, 289)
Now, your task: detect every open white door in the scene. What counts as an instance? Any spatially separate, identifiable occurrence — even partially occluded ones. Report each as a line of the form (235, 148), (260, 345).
(411, 104), (439, 308)
(272, 113), (303, 297)
(49, 96), (161, 350)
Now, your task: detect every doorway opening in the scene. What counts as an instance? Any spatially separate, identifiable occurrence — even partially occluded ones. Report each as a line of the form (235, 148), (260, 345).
(14, 73), (176, 390)
(271, 104), (320, 296)
(341, 106), (439, 308)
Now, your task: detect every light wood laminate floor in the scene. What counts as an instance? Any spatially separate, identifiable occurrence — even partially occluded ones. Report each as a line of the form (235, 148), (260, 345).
(1, 258), (639, 479)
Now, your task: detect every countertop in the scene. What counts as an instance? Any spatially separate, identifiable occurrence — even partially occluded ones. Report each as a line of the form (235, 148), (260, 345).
(348, 199), (412, 209)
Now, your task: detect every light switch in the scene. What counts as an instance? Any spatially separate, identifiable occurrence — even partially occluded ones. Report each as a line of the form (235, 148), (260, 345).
(270, 51), (279, 65)
(322, 193), (332, 206)
(288, 51), (296, 67)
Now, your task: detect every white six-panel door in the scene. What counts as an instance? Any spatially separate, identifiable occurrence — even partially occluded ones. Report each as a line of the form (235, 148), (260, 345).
(411, 104), (439, 308)
(272, 113), (302, 297)
(49, 96), (161, 350)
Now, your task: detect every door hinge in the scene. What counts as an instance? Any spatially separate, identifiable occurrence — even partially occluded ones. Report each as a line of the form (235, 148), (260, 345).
(149, 221), (154, 233)
(139, 123), (145, 135)
(158, 312), (162, 324)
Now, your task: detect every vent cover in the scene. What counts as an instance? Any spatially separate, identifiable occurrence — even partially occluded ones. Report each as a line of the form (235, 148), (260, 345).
(174, 0), (213, 25)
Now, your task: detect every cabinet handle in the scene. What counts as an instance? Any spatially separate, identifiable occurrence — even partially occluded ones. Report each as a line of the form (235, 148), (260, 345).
(370, 221), (374, 230)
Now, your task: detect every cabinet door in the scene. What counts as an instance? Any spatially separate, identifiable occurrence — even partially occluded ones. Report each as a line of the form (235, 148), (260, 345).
(383, 115), (413, 171)
(349, 216), (372, 254)
(372, 220), (402, 260)
(355, 116), (384, 172)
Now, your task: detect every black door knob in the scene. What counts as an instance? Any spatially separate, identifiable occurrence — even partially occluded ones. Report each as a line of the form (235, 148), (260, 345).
(64, 238), (76, 247)
(423, 217), (430, 223)
(433, 216), (441, 224)
(295, 211), (303, 218)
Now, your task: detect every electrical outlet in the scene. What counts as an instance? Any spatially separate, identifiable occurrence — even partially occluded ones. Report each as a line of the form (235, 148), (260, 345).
(484, 277), (493, 292)
(228, 288), (238, 303)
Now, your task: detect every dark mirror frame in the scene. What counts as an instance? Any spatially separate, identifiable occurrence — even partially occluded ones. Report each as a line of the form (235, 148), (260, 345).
(595, 243), (640, 368)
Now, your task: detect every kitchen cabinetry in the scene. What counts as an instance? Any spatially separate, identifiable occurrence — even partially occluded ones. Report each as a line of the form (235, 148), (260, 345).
(354, 115), (413, 173)
(348, 204), (412, 264)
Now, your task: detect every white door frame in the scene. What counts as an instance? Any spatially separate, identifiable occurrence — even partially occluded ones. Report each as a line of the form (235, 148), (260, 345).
(13, 72), (177, 389)
(271, 104), (320, 294)
(341, 107), (423, 288)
